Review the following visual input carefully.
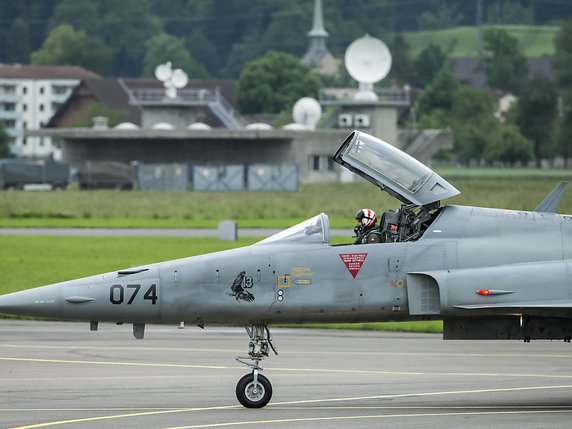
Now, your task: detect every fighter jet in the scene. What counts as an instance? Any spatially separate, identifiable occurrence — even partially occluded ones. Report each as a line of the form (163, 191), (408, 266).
(1, 130), (571, 408)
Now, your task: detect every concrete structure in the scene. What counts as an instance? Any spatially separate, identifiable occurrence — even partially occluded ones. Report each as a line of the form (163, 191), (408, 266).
(321, 87), (412, 145)
(0, 65), (100, 158)
(25, 127), (451, 184)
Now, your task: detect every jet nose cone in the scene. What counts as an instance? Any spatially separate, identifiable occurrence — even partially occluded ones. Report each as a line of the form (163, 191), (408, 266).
(0, 285), (62, 318)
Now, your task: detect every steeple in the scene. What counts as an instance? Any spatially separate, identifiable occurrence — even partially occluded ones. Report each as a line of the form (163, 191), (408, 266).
(308, 0), (328, 38)
(301, 0), (329, 66)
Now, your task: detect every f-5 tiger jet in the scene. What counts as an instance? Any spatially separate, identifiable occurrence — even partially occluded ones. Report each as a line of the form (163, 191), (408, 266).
(1, 130), (571, 408)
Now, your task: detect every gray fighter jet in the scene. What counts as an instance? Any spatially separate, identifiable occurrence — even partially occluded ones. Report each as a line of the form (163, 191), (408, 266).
(1, 130), (571, 408)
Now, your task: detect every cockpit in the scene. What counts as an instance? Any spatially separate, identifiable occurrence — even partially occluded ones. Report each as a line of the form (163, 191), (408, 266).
(255, 131), (460, 247)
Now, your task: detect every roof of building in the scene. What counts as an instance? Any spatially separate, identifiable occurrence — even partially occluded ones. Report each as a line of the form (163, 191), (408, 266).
(0, 64), (101, 80)
(47, 77), (238, 128)
(451, 56), (555, 88)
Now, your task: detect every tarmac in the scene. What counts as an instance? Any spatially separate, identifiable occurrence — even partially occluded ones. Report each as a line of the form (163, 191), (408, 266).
(2, 320), (572, 429)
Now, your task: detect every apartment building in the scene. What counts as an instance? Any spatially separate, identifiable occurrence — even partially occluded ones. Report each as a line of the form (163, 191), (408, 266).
(0, 65), (99, 158)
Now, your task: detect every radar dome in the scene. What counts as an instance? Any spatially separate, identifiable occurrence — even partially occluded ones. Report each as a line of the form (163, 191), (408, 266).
(292, 97), (322, 130)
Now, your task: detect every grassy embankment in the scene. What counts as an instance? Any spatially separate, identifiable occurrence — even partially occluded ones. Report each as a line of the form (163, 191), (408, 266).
(1, 174), (571, 333)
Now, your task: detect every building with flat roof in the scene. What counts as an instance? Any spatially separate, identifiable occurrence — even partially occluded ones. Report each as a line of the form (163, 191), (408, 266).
(0, 65), (100, 159)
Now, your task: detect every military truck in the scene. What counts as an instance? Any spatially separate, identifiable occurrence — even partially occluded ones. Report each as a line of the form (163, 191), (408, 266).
(78, 161), (135, 190)
(0, 159), (69, 190)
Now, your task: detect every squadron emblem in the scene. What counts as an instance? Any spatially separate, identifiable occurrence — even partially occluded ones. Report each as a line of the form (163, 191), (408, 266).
(227, 271), (255, 302)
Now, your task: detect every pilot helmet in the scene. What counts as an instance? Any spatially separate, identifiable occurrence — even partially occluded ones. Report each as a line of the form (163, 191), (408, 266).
(355, 208), (377, 232)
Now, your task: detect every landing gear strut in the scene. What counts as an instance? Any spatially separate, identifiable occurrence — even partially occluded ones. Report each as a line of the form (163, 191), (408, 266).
(235, 324), (277, 408)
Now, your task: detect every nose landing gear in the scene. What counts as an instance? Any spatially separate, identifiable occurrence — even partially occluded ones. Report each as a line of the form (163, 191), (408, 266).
(236, 324), (277, 408)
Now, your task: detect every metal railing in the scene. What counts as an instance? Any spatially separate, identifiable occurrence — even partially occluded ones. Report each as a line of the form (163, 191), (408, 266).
(127, 87), (244, 129)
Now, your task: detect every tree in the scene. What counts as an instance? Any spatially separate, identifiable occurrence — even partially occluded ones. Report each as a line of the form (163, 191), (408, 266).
(483, 125), (534, 166)
(411, 43), (449, 89)
(486, 0), (534, 25)
(388, 34), (414, 85)
(8, 18), (31, 64)
(557, 89), (572, 167)
(416, 67), (459, 118)
(143, 34), (209, 79)
(0, 121), (11, 157)
(236, 51), (322, 114)
(479, 28), (528, 94)
(30, 24), (112, 75)
(97, 0), (163, 77)
(448, 86), (501, 162)
(417, 1), (464, 30)
(553, 19), (572, 90)
(511, 76), (558, 166)
(416, 70), (534, 164)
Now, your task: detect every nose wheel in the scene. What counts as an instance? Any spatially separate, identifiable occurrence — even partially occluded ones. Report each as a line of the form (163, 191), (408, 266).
(236, 371), (272, 408)
(235, 324), (277, 408)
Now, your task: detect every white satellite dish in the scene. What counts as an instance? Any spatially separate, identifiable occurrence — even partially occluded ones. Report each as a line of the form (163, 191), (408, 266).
(292, 97), (322, 130)
(154, 62), (173, 81)
(154, 62), (189, 99)
(344, 35), (392, 101)
(171, 69), (189, 88)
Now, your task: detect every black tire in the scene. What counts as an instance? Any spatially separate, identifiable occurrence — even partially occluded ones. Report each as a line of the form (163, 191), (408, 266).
(235, 373), (272, 408)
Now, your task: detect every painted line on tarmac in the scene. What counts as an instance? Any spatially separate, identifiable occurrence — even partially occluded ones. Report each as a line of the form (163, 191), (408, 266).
(164, 409), (572, 429)
(8, 405), (243, 429)
(0, 357), (228, 370)
(8, 385), (572, 429)
(3, 356), (572, 381)
(3, 342), (572, 359)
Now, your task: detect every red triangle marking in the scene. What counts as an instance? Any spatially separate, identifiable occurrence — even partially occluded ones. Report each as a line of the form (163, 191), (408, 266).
(339, 253), (368, 279)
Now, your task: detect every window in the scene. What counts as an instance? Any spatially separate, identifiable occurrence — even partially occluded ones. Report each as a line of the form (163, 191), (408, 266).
(22, 86), (27, 95)
(22, 104), (27, 112)
(2, 119), (16, 128)
(52, 85), (70, 95)
(4, 103), (15, 112)
(39, 104), (44, 112)
(39, 87), (45, 95)
(2, 84), (16, 94)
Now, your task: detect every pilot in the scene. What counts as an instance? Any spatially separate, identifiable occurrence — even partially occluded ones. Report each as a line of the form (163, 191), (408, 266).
(354, 208), (382, 244)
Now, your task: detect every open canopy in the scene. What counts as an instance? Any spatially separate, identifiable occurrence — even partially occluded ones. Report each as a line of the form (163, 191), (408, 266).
(333, 131), (460, 206)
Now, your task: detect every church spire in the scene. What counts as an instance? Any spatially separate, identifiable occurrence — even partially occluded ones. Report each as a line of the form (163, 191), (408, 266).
(302, 0), (329, 66)
(308, 0), (328, 38)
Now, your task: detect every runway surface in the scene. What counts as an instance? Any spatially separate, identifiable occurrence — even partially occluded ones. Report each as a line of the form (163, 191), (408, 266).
(1, 320), (572, 428)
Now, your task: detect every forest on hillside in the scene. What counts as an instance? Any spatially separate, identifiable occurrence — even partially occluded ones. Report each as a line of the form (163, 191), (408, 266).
(1, 0), (571, 78)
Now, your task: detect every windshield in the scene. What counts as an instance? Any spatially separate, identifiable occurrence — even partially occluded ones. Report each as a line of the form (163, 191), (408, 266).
(255, 213), (330, 245)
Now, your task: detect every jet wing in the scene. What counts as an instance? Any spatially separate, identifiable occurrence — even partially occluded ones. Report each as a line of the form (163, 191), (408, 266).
(333, 131), (460, 206)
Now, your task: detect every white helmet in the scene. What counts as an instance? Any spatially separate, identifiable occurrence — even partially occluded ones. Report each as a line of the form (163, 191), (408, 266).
(355, 208), (377, 233)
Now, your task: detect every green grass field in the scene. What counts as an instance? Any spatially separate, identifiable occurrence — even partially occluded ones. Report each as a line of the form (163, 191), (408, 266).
(1, 174), (572, 229)
(404, 24), (558, 57)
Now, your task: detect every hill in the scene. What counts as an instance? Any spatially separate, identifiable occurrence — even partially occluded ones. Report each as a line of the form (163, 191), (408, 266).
(403, 25), (558, 58)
